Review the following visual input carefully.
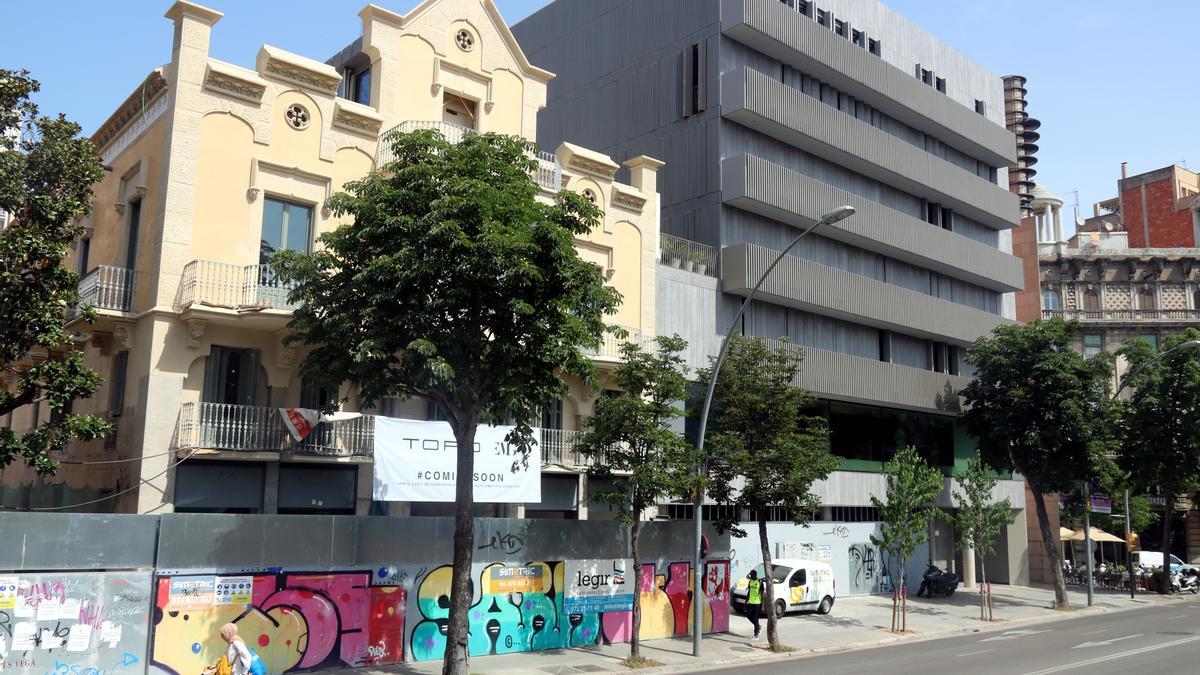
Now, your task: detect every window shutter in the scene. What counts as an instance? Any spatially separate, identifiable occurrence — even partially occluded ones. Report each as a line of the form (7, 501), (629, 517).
(202, 346), (225, 403)
(239, 349), (261, 406)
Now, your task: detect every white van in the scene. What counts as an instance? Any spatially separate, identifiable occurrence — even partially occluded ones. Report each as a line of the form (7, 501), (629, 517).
(1131, 551), (1198, 573)
(731, 559), (836, 618)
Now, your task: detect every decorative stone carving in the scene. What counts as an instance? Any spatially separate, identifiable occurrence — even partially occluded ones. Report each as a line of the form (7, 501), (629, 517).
(611, 190), (647, 212)
(112, 323), (133, 350)
(285, 104), (311, 130)
(186, 319), (207, 349)
(204, 68), (267, 104)
(92, 72), (168, 153)
(333, 109), (383, 136)
(581, 189), (597, 204)
(264, 59), (341, 95)
(568, 155), (618, 179)
(277, 344), (296, 369)
(456, 29), (475, 52)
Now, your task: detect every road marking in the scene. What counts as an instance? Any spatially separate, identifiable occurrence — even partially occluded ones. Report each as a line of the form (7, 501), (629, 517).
(1080, 629), (1109, 636)
(1072, 633), (1143, 649)
(1168, 614), (1188, 619)
(956, 649), (995, 657)
(979, 629), (1054, 643)
(1024, 634), (1200, 674)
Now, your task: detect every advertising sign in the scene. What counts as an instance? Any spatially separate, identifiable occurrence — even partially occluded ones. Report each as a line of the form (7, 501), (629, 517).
(1090, 495), (1112, 515)
(373, 418), (541, 503)
(564, 559), (635, 613)
(167, 576), (216, 610)
(0, 575), (16, 610)
(483, 565), (548, 594)
(215, 576), (254, 605)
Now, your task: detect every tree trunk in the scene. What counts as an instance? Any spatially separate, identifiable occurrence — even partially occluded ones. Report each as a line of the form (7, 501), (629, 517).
(442, 418), (478, 675)
(1030, 481), (1069, 609)
(630, 519), (642, 659)
(900, 565), (906, 632)
(757, 516), (778, 649)
(980, 555), (990, 621)
(1160, 494), (1174, 595)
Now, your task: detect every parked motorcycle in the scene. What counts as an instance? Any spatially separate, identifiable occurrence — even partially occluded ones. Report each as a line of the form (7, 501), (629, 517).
(1174, 568), (1200, 594)
(916, 563), (959, 598)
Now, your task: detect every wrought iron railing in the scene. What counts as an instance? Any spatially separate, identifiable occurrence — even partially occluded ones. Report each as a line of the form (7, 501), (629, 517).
(72, 265), (134, 317)
(538, 428), (588, 467)
(175, 260), (298, 312)
(1043, 309), (1200, 321)
(177, 402), (373, 456)
(376, 120), (563, 191)
(585, 325), (650, 361)
(660, 233), (717, 277)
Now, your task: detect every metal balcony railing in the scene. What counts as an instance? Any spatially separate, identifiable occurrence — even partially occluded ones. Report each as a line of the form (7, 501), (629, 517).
(177, 402), (373, 457)
(660, 233), (718, 277)
(538, 427), (588, 468)
(175, 260), (298, 313)
(1043, 308), (1200, 321)
(376, 120), (563, 191)
(584, 325), (650, 361)
(71, 265), (133, 317)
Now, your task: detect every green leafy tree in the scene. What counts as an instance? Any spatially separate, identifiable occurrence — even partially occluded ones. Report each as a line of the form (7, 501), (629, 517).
(273, 129), (619, 675)
(0, 70), (109, 474)
(953, 454), (1015, 620)
(576, 335), (693, 664)
(1117, 329), (1200, 595)
(701, 337), (838, 649)
(960, 319), (1110, 609)
(871, 445), (944, 632)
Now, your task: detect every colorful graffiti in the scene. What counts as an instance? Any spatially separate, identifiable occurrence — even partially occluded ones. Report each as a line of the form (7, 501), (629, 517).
(409, 560), (729, 662)
(0, 572), (151, 675)
(150, 573), (405, 675)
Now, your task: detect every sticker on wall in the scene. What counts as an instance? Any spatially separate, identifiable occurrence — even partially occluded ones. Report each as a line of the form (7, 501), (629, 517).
(563, 559), (635, 613)
(167, 576), (216, 610)
(0, 575), (17, 609)
(215, 576), (254, 605)
(818, 544), (833, 563)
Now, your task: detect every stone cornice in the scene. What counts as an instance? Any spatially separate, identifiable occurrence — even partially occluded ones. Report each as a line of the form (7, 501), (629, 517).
(203, 60), (267, 104)
(91, 71), (168, 153)
(557, 142), (619, 181)
(610, 185), (648, 213)
(332, 100), (384, 137)
(257, 45), (342, 95)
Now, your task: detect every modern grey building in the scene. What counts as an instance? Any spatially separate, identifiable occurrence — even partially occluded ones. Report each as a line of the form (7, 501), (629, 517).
(515, 0), (1029, 587)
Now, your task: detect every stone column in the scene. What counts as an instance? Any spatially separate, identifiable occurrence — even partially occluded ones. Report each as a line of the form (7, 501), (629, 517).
(1053, 205), (1064, 242)
(577, 473), (589, 520)
(962, 543), (977, 589)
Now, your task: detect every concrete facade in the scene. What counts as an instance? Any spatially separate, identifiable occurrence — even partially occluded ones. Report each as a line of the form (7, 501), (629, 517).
(0, 0), (662, 518)
(515, 0), (1028, 587)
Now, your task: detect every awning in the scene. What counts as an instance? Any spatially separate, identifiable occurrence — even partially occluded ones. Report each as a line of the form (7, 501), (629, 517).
(1067, 527), (1124, 543)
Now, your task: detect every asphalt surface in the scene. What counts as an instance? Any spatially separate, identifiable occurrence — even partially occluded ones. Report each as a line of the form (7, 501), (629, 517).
(699, 598), (1200, 674)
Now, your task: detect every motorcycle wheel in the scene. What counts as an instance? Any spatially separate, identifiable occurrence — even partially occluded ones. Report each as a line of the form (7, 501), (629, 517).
(945, 585), (956, 597)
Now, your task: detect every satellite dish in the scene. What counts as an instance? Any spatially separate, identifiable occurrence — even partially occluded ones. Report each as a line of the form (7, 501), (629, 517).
(1104, 222), (1114, 231)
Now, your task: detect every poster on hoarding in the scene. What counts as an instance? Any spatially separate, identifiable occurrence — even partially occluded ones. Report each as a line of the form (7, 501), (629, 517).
(167, 576), (216, 610)
(215, 576), (254, 605)
(373, 418), (541, 503)
(563, 559), (635, 613)
(483, 564), (548, 594)
(0, 575), (17, 610)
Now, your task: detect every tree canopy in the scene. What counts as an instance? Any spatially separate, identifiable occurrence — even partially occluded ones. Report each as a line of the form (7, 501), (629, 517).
(0, 69), (109, 474)
(701, 336), (838, 648)
(273, 128), (620, 674)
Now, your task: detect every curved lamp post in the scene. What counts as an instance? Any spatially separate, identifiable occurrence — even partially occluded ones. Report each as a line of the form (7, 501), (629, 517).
(690, 205), (854, 656)
(1103, 338), (1200, 603)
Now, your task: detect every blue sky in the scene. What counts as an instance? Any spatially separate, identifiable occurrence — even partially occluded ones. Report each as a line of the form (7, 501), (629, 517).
(3, 0), (1197, 227)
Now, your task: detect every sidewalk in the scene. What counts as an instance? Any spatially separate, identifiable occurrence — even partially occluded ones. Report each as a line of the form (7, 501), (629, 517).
(337, 585), (1171, 675)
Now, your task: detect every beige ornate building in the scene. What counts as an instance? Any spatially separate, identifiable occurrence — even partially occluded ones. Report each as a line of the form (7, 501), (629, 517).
(0, 0), (662, 516)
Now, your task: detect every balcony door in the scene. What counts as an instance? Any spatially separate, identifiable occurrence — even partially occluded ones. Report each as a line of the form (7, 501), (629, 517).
(260, 197), (312, 306)
(202, 346), (261, 406)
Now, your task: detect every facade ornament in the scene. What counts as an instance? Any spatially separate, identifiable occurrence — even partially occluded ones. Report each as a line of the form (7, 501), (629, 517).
(568, 155), (619, 179)
(203, 67), (267, 104)
(264, 59), (341, 95)
(332, 109), (383, 136)
(112, 323), (134, 350)
(456, 29), (475, 52)
(285, 104), (311, 130)
(186, 319), (207, 349)
(611, 190), (647, 212)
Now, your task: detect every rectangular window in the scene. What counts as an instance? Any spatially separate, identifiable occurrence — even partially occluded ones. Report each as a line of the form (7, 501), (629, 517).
(202, 346), (261, 406)
(932, 342), (946, 373)
(124, 199), (142, 271)
(816, 8), (830, 27)
(109, 350), (129, 417)
(78, 237), (91, 275)
(935, 77), (946, 93)
(926, 201), (941, 227)
(869, 38), (881, 56)
(541, 399), (564, 430)
(879, 330), (892, 363)
(941, 207), (954, 231)
(351, 68), (371, 106)
(922, 69), (934, 86)
(690, 43), (701, 114)
(852, 29), (865, 47)
(1083, 334), (1103, 357)
(834, 19), (847, 37)
(301, 381), (338, 410)
(947, 345), (960, 376)
(974, 99), (986, 115)
(797, 0), (812, 16)
(1140, 334), (1159, 352)
(260, 197), (313, 265)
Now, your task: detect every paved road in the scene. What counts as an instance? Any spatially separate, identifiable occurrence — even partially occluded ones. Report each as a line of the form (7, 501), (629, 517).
(701, 599), (1200, 674)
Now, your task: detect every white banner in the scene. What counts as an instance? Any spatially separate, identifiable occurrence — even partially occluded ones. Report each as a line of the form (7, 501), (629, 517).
(373, 418), (541, 503)
(563, 559), (635, 613)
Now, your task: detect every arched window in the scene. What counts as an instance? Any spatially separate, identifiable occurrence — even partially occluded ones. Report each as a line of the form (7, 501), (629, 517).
(1041, 289), (1061, 310)
(1192, 288), (1200, 310)
(1137, 286), (1157, 310)
(1082, 288), (1100, 310)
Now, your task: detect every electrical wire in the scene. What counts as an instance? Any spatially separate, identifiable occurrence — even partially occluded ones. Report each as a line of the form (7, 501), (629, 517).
(1, 450), (196, 511)
(56, 447), (180, 465)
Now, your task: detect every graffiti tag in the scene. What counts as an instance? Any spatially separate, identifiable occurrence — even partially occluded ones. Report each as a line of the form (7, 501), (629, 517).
(477, 532), (524, 555)
(822, 525), (850, 539)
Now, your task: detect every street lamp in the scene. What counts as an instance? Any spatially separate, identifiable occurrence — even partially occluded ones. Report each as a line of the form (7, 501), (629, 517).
(1104, 338), (1200, 603)
(690, 205), (854, 656)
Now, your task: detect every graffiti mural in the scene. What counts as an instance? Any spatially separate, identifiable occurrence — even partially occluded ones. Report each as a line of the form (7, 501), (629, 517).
(150, 572), (405, 674)
(0, 571), (151, 675)
(410, 560), (729, 662)
(848, 543), (880, 595)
